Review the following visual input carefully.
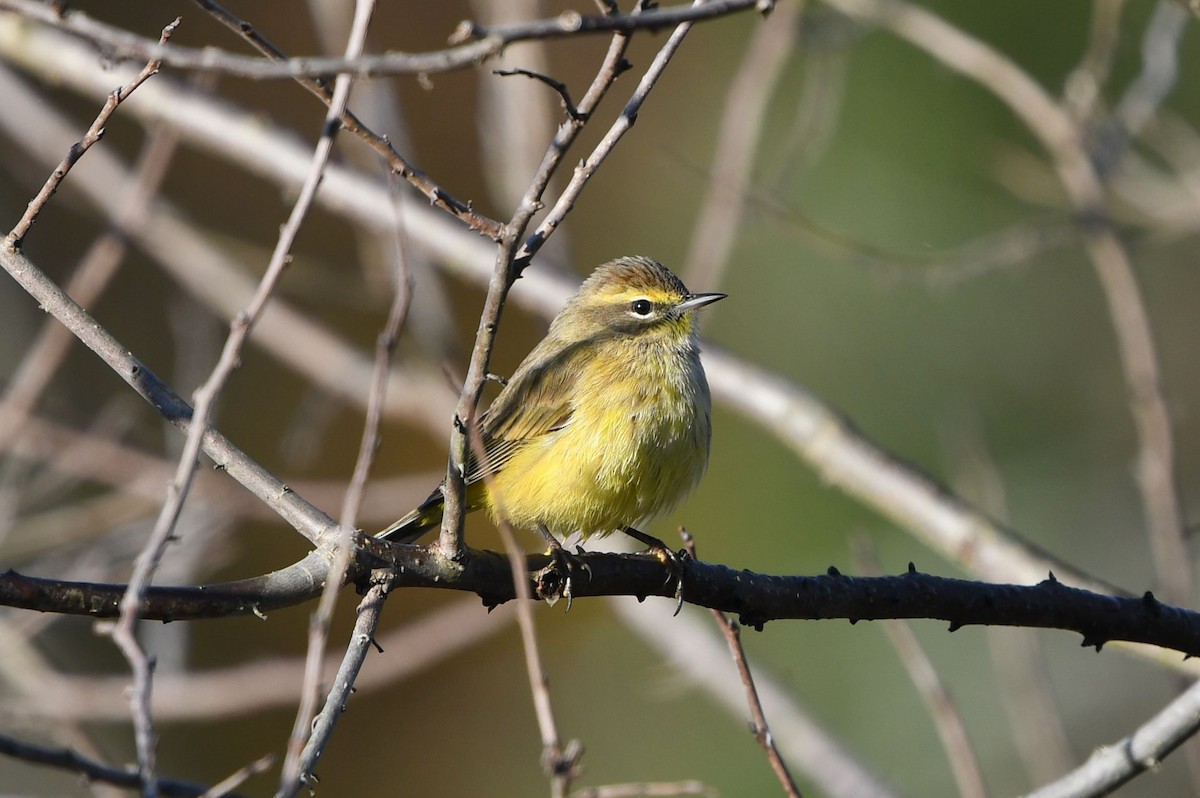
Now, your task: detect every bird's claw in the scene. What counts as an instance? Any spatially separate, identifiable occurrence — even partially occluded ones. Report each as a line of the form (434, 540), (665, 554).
(535, 528), (587, 610)
(623, 527), (688, 615)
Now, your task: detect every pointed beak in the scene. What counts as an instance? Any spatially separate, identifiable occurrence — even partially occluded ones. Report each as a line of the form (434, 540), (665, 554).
(675, 292), (727, 313)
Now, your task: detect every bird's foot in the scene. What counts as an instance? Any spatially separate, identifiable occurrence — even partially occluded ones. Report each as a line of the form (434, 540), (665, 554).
(535, 525), (589, 610)
(623, 527), (688, 615)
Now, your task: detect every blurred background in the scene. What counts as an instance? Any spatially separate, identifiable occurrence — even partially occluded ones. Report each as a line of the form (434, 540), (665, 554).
(1, 0), (1199, 795)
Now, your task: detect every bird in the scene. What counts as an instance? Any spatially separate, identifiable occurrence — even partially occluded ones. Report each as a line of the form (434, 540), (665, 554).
(378, 255), (724, 555)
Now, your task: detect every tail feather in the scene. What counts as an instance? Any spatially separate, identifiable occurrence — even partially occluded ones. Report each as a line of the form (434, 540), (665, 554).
(377, 490), (445, 543)
(378, 481), (491, 543)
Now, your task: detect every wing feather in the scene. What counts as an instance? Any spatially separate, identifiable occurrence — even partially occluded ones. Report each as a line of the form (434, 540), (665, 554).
(465, 336), (587, 483)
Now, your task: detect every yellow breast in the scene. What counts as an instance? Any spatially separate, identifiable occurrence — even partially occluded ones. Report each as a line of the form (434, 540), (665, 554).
(484, 342), (711, 538)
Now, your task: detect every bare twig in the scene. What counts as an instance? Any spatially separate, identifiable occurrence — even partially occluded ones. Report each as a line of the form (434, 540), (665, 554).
(0, 733), (239, 798)
(277, 60), (414, 798)
(474, 0), (564, 214)
(266, 2), (379, 791)
(286, 576), (393, 798)
(0, 0), (764, 80)
(517, 0), (707, 264)
(3, 18), (177, 249)
(683, 531), (803, 798)
(494, 67), (584, 120)
(466, 408), (580, 793)
(1107, 1), (1191, 161)
(498, 517), (581, 795)
(0, 116), (183, 455)
(190, 0), (502, 239)
(1025, 679), (1200, 798)
(0, 63), (454, 433)
(5, 19), (181, 796)
(1061, 0), (1126, 122)
(112, 0), (360, 765)
(609, 591), (898, 797)
(504, 15), (634, 260)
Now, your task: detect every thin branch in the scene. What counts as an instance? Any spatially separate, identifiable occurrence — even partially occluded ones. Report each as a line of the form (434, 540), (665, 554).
(3, 18), (177, 249)
(0, 110), (185, 456)
(0, 64), (453, 434)
(190, 0), (502, 239)
(684, 532), (803, 798)
(517, 0), (706, 264)
(1102, 1), (1191, 171)
(286, 576), (393, 798)
(0, 733), (242, 798)
(6, 19), (178, 796)
(610, 591), (898, 798)
(277, 533), (356, 794)
(1025, 678), (1200, 798)
(493, 67), (584, 120)
(262, 1), (379, 791)
(500, 518), (581, 795)
(1061, 0), (1126, 122)
(501, 16), (634, 259)
(463, 389), (579, 792)
(0, 0), (765, 80)
(106, 0), (362, 767)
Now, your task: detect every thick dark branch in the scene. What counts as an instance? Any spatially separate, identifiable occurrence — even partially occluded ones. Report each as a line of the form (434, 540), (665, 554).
(4, 545), (1197, 659)
(0, 549), (343, 621)
(0, 732), (244, 798)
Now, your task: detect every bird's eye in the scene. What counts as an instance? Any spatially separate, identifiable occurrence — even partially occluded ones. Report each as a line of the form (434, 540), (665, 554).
(630, 298), (653, 317)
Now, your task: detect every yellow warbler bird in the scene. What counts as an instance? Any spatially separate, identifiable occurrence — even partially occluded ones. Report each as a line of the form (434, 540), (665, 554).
(378, 256), (724, 548)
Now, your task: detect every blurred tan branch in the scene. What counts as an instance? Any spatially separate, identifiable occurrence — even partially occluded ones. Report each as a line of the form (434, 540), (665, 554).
(820, 0), (1188, 610)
